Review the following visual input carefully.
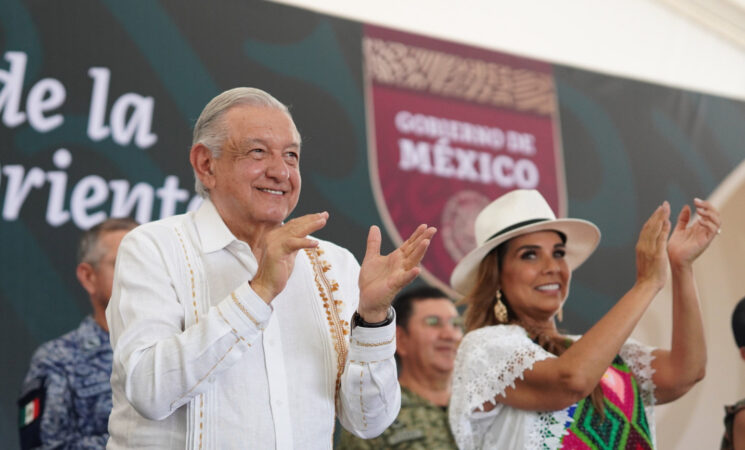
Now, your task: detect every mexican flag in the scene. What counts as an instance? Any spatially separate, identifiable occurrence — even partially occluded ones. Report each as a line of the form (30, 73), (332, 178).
(20, 398), (40, 426)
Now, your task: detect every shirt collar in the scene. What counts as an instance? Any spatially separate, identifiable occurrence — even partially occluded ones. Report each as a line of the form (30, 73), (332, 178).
(194, 198), (240, 253)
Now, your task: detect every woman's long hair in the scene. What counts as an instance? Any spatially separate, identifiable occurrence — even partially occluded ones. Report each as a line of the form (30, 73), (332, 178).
(460, 241), (606, 413)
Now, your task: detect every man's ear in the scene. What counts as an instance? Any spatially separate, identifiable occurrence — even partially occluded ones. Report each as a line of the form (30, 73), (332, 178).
(190, 143), (216, 190)
(76, 262), (97, 297)
(395, 325), (408, 357)
(739, 346), (745, 362)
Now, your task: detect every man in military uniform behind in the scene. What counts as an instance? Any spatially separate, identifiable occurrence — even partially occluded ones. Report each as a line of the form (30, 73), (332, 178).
(722, 296), (745, 450)
(338, 286), (462, 449)
(18, 218), (137, 449)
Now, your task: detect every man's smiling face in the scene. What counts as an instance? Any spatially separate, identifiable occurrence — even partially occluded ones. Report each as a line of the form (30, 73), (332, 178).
(208, 104), (302, 229)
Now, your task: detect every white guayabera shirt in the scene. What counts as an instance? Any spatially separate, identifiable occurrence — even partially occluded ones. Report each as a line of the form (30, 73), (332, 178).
(106, 199), (400, 449)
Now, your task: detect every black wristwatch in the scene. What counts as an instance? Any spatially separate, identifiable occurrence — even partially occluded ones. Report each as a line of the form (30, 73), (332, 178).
(352, 308), (394, 328)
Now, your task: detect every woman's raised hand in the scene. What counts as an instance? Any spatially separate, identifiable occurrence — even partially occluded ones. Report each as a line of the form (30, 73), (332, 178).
(635, 202), (672, 290)
(667, 198), (721, 269)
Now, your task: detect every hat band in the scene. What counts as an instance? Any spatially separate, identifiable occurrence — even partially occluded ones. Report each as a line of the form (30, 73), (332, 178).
(484, 218), (551, 243)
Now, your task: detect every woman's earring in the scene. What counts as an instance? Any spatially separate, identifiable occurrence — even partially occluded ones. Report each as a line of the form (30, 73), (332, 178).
(494, 289), (508, 323)
(556, 307), (563, 322)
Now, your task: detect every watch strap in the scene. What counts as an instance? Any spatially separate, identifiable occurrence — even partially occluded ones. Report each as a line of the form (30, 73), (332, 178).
(352, 308), (394, 328)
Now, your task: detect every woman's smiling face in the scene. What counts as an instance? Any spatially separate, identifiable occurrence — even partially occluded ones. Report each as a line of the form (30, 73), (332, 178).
(498, 230), (571, 322)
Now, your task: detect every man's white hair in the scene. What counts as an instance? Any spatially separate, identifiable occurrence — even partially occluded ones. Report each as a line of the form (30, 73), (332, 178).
(191, 87), (298, 198)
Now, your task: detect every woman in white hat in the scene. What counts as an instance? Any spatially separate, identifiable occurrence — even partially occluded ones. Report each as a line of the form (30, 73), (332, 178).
(448, 189), (720, 450)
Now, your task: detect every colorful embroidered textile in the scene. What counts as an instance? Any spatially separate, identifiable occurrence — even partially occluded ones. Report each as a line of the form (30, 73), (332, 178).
(561, 355), (653, 449)
(449, 325), (657, 450)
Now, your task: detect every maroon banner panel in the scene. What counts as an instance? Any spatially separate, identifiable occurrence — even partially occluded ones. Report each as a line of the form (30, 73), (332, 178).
(363, 24), (567, 294)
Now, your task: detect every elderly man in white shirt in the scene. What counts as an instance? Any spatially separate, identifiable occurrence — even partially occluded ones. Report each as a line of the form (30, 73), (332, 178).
(105, 87), (436, 449)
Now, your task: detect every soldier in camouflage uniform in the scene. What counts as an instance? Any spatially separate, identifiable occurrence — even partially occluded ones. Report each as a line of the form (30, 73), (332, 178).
(18, 218), (137, 449)
(722, 297), (745, 450)
(338, 286), (462, 449)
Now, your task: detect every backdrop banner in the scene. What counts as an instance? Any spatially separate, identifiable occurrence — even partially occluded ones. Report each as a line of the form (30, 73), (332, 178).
(363, 24), (565, 294)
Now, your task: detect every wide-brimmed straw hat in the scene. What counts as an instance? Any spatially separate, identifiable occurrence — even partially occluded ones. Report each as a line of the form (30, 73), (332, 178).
(450, 189), (601, 296)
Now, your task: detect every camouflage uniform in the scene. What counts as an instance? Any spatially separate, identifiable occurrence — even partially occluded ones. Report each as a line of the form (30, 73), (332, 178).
(722, 398), (745, 449)
(338, 387), (457, 449)
(18, 316), (112, 449)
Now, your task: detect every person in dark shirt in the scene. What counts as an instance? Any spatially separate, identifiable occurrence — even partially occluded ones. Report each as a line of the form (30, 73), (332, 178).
(18, 218), (137, 449)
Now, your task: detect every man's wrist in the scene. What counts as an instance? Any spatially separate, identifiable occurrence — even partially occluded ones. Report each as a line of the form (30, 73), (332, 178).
(248, 279), (275, 304)
(353, 308), (394, 328)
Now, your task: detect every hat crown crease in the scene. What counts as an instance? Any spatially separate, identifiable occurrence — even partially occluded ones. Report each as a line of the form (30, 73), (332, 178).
(474, 190), (555, 245)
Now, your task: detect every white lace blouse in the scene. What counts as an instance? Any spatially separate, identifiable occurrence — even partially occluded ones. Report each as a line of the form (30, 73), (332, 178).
(449, 325), (657, 450)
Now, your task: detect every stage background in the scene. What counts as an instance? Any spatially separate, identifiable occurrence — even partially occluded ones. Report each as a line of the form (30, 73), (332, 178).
(1, 1), (744, 448)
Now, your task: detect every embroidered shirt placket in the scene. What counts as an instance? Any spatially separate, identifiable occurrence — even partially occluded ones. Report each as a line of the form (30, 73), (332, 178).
(174, 227), (205, 449)
(304, 249), (349, 402)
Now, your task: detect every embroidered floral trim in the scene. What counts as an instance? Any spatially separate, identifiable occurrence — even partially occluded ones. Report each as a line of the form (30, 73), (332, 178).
(174, 228), (206, 447)
(527, 409), (571, 450)
(359, 368), (368, 430)
(348, 359), (387, 364)
(171, 344), (235, 411)
(230, 292), (263, 331)
(304, 248), (349, 404)
(619, 338), (657, 445)
(352, 336), (395, 348)
(175, 228), (198, 324)
(198, 394), (204, 449)
(217, 307), (250, 348)
(450, 325), (554, 449)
